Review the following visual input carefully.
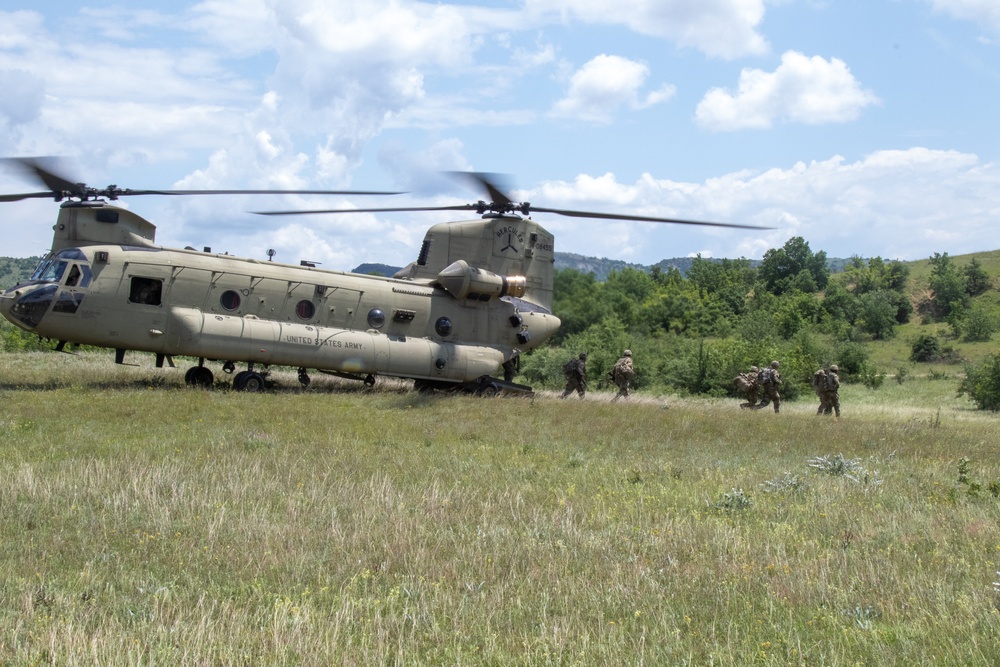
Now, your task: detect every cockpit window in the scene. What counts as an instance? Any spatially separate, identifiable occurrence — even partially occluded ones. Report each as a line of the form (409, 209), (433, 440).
(30, 259), (67, 283)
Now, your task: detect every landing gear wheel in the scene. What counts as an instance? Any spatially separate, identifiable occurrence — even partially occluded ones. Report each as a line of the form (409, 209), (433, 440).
(298, 368), (311, 387)
(478, 383), (500, 398)
(364, 374), (376, 387)
(233, 370), (266, 392)
(184, 366), (214, 387)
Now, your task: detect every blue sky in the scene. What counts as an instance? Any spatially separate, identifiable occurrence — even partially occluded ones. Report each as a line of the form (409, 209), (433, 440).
(1, 0), (999, 270)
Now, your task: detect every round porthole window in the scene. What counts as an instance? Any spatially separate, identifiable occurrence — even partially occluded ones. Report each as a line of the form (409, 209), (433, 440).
(220, 290), (241, 311)
(367, 308), (386, 329)
(435, 316), (453, 337)
(295, 300), (316, 320)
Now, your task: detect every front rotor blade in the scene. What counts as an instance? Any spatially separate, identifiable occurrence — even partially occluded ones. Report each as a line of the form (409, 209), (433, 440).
(120, 188), (404, 197)
(252, 204), (478, 216)
(528, 206), (771, 230)
(1, 157), (83, 197)
(0, 191), (63, 202)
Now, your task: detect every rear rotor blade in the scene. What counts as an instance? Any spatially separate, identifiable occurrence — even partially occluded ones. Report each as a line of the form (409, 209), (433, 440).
(527, 205), (771, 230)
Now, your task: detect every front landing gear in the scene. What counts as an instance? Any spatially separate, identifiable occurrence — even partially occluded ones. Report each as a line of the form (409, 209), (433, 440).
(233, 368), (267, 392)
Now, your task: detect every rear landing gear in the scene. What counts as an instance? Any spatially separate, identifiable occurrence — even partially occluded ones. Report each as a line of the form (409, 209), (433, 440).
(184, 365), (214, 387)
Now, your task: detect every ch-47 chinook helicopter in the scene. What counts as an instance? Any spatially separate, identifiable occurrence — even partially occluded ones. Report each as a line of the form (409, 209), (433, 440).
(0, 157), (762, 395)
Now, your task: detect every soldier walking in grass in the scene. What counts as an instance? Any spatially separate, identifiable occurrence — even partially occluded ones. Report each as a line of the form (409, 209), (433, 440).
(813, 367), (831, 415)
(561, 352), (588, 399)
(754, 360), (782, 413)
(610, 349), (635, 402)
(735, 365), (760, 409)
(820, 364), (841, 419)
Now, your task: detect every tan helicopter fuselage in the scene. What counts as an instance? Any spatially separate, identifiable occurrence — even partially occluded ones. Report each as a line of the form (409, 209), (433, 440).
(0, 202), (561, 388)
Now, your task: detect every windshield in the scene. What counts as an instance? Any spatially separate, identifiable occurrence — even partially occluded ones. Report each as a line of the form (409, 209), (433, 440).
(28, 249), (92, 285)
(30, 259), (68, 283)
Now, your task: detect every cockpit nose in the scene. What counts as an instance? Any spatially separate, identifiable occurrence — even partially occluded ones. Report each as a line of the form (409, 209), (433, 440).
(0, 283), (59, 329)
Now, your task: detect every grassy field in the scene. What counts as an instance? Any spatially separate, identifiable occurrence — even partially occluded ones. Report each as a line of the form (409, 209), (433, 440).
(2, 352), (999, 665)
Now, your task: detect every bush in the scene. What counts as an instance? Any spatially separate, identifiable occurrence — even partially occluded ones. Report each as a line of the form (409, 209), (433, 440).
(910, 333), (941, 362)
(961, 307), (996, 342)
(958, 353), (1000, 411)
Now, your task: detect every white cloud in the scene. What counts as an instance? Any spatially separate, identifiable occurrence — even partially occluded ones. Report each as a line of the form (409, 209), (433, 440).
(525, 0), (768, 59)
(518, 149), (1000, 262)
(695, 51), (880, 131)
(551, 55), (675, 123)
(927, 0), (1000, 33)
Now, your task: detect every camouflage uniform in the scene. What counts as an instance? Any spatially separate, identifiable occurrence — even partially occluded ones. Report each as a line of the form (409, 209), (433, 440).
(813, 368), (831, 415)
(820, 364), (841, 418)
(502, 353), (520, 382)
(611, 350), (635, 402)
(561, 352), (587, 398)
(755, 360), (782, 413)
(734, 365), (760, 408)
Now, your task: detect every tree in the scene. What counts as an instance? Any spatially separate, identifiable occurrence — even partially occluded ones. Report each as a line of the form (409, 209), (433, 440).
(927, 252), (967, 320)
(758, 237), (829, 295)
(963, 257), (991, 297)
(857, 290), (898, 340)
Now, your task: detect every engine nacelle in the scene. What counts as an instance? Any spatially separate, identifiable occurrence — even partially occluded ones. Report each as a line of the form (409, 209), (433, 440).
(436, 260), (527, 301)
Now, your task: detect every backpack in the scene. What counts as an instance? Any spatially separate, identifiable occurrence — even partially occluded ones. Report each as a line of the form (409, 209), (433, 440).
(613, 357), (634, 382)
(563, 359), (578, 376)
(760, 367), (775, 385)
(825, 372), (840, 391)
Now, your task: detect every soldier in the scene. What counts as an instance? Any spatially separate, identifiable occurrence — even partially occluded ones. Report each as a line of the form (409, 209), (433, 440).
(611, 349), (635, 401)
(561, 352), (587, 399)
(821, 364), (841, 419)
(502, 353), (520, 383)
(755, 360), (782, 413)
(734, 365), (760, 408)
(812, 367), (831, 415)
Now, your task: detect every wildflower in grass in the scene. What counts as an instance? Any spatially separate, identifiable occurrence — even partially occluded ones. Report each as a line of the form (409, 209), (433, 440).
(711, 488), (752, 512)
(808, 453), (882, 487)
(760, 472), (806, 494)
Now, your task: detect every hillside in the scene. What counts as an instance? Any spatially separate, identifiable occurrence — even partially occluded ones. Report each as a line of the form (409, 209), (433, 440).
(0, 256), (42, 289)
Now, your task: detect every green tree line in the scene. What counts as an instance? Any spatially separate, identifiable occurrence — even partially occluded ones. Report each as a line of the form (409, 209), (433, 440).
(525, 238), (998, 402)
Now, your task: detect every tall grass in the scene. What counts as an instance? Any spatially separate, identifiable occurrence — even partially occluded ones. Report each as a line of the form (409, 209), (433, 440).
(1, 352), (999, 664)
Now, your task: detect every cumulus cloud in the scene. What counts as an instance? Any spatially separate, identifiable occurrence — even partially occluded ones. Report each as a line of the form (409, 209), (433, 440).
(525, 0), (768, 59)
(551, 55), (675, 123)
(0, 70), (45, 125)
(519, 149), (1000, 263)
(695, 51), (880, 131)
(927, 0), (1000, 33)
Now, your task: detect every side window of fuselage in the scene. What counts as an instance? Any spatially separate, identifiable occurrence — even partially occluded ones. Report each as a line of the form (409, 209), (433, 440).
(129, 277), (163, 306)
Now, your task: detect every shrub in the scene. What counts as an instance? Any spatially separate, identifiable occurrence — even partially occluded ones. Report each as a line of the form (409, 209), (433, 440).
(961, 307), (996, 342)
(958, 353), (1000, 411)
(910, 333), (941, 362)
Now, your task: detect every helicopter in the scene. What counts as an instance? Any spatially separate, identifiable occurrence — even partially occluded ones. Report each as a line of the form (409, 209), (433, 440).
(0, 157), (763, 395)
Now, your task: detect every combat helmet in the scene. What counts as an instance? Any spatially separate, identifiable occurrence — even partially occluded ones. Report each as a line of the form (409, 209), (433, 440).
(623, 349), (632, 357)
(770, 360), (780, 369)
(579, 352), (588, 360)
(829, 364), (839, 372)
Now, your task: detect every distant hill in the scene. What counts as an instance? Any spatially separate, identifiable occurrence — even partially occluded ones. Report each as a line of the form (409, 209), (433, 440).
(0, 256), (42, 289)
(352, 262), (402, 277)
